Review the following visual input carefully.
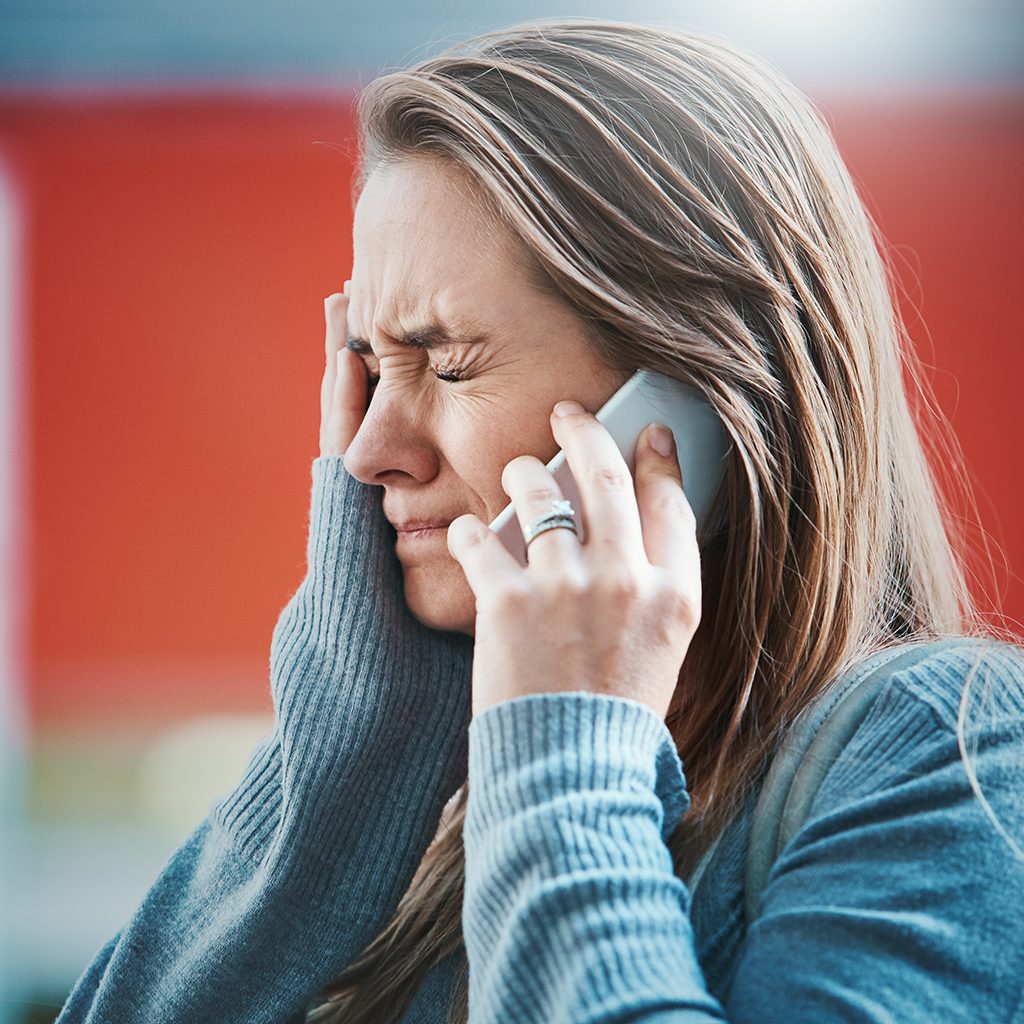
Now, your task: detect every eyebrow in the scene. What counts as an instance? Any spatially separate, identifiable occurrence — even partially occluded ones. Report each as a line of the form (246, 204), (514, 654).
(345, 323), (488, 354)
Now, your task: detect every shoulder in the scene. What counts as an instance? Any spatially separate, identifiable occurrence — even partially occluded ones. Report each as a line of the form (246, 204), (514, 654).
(734, 638), (1024, 1020)
(832, 637), (1024, 765)
(878, 636), (1024, 733)
(809, 635), (1024, 845)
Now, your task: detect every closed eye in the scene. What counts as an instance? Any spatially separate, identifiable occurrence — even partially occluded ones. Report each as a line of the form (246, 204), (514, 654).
(363, 367), (467, 387)
(346, 326), (480, 388)
(353, 365), (466, 389)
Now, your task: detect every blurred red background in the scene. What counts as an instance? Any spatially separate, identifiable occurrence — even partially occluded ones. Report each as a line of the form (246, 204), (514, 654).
(0, 90), (1021, 735)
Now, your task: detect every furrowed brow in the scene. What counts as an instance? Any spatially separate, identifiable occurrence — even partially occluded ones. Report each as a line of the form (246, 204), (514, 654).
(345, 323), (487, 354)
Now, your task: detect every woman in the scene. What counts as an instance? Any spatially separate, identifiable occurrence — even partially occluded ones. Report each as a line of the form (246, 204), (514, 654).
(58, 18), (1023, 1024)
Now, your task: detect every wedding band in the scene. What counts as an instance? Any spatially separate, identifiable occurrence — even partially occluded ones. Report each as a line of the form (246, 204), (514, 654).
(523, 499), (578, 549)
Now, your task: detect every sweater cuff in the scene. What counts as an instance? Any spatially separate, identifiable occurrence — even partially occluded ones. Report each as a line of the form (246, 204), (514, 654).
(466, 692), (690, 844)
(307, 454), (386, 570)
(310, 452), (354, 494)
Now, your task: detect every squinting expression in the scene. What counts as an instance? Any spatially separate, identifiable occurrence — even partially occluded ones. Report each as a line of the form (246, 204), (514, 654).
(342, 157), (631, 636)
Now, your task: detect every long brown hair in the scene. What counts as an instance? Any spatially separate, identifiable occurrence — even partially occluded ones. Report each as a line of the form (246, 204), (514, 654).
(308, 19), (1016, 1022)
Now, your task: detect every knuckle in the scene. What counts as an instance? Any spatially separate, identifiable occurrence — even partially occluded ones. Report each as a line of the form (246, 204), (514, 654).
(524, 485), (560, 505)
(324, 293), (348, 325)
(466, 526), (489, 551)
(490, 580), (531, 615)
(587, 464), (631, 492)
(559, 571), (590, 597)
(649, 487), (695, 523)
(659, 580), (700, 628)
(539, 572), (587, 603)
(597, 568), (641, 602)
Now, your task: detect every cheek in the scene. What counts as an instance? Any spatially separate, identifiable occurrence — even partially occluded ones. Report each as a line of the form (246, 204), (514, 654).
(444, 409), (561, 521)
(445, 437), (511, 517)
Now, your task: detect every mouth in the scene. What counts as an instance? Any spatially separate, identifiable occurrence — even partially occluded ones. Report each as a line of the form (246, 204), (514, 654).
(395, 524), (449, 540)
(391, 516), (453, 529)
(388, 515), (456, 544)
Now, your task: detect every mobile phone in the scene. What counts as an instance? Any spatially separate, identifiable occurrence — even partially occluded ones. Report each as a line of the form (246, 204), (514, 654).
(488, 368), (729, 566)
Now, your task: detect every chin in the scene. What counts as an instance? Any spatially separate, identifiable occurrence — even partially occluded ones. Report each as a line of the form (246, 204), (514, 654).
(401, 563), (476, 636)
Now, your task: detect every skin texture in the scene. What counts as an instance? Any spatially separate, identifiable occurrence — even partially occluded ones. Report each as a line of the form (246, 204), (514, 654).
(338, 157), (632, 636)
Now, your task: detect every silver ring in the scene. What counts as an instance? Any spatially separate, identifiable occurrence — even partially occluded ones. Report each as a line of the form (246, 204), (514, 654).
(523, 499), (578, 549)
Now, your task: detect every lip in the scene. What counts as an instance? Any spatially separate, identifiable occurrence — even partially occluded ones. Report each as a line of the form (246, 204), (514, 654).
(391, 519), (454, 533)
(395, 525), (449, 542)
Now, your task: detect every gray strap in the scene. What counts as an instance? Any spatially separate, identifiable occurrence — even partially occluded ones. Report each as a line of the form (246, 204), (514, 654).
(686, 824), (725, 896)
(743, 638), (964, 926)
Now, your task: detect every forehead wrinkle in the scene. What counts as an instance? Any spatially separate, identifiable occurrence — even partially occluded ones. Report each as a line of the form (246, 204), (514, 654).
(349, 227), (502, 354)
(346, 297), (493, 354)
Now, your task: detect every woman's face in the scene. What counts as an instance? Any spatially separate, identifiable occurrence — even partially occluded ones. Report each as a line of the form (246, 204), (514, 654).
(343, 157), (631, 636)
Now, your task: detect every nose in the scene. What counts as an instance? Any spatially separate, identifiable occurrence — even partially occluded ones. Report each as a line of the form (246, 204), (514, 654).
(342, 386), (438, 485)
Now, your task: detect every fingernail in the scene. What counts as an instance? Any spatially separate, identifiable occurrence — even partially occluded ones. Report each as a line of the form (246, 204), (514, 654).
(343, 280), (351, 297)
(553, 400), (585, 418)
(648, 424), (674, 457)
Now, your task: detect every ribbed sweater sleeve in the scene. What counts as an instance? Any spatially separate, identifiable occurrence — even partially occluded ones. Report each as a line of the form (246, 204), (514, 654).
(463, 691), (726, 1022)
(57, 455), (475, 1024)
(460, 643), (1024, 1024)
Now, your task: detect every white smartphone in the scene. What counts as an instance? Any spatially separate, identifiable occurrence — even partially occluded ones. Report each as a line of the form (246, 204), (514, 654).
(488, 368), (730, 566)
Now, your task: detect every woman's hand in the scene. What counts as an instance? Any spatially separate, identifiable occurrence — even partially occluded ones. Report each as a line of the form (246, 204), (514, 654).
(320, 280), (369, 457)
(446, 399), (701, 721)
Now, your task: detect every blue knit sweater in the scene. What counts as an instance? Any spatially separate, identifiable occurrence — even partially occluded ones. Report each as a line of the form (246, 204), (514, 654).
(57, 457), (1024, 1023)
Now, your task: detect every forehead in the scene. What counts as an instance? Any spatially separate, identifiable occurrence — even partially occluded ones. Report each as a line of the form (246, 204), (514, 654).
(354, 157), (494, 239)
(351, 158), (528, 326)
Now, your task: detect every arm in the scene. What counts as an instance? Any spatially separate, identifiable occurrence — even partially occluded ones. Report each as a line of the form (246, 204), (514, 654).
(463, 691), (726, 1023)
(58, 456), (474, 1024)
(461, 645), (1024, 1023)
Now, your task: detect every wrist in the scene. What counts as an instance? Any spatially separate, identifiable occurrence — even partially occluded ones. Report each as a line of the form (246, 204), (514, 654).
(466, 692), (690, 843)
